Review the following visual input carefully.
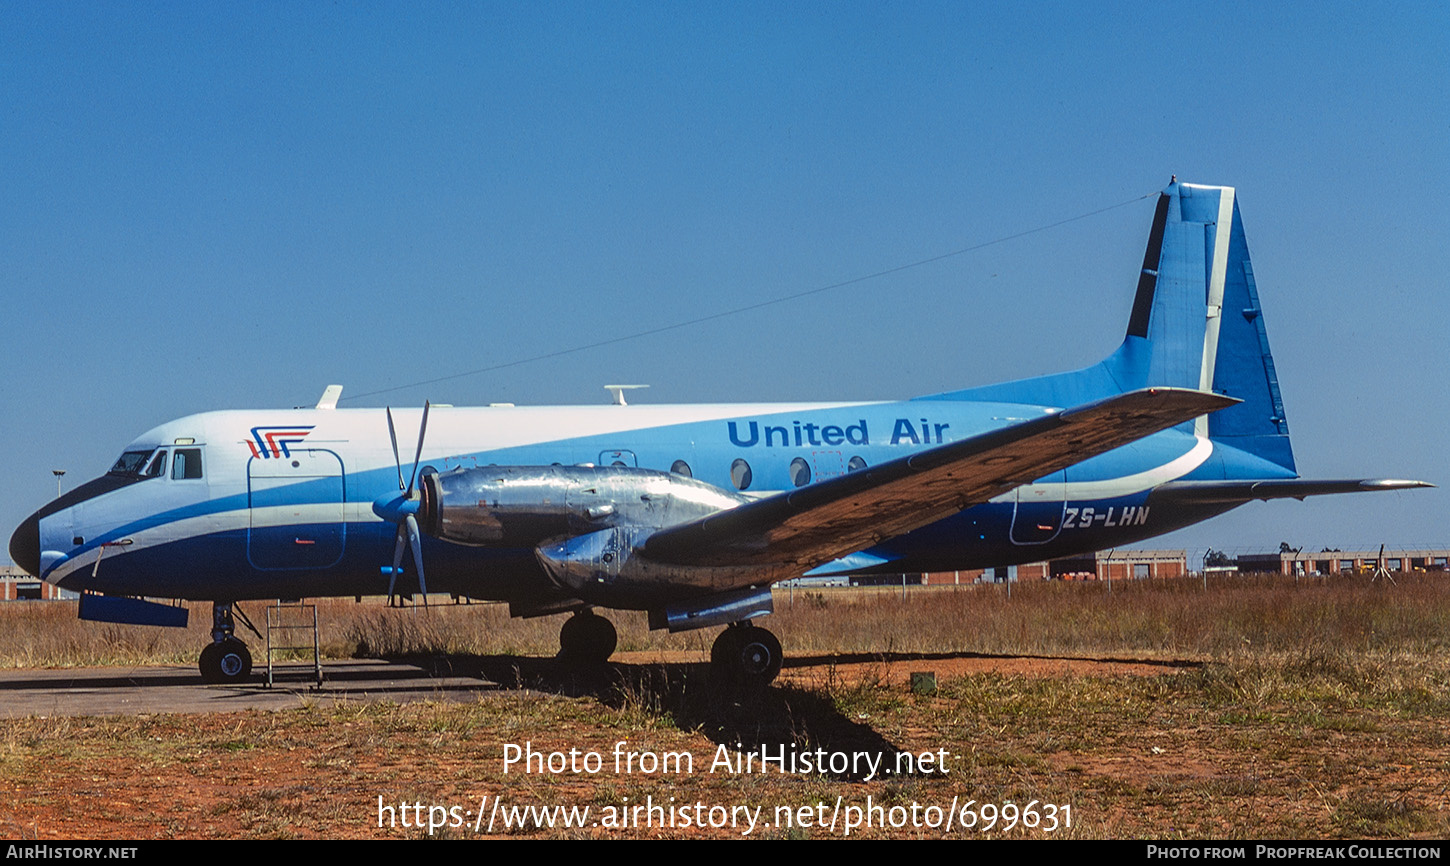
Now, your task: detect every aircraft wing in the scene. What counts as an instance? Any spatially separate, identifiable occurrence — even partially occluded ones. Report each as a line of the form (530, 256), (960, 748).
(640, 387), (1237, 569)
(1150, 478), (1433, 504)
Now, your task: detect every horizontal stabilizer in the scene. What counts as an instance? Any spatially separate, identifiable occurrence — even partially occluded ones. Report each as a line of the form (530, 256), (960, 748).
(1152, 478), (1433, 505)
(642, 387), (1237, 569)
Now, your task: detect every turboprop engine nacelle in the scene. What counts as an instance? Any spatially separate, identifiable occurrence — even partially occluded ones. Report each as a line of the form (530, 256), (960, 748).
(534, 524), (772, 607)
(418, 464), (749, 549)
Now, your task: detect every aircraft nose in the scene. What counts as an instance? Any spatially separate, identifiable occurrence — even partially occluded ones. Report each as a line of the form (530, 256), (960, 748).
(9, 513), (41, 577)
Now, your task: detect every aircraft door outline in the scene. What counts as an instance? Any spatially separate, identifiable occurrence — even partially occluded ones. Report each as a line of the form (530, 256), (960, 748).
(247, 448), (347, 571)
(1010, 470), (1067, 545)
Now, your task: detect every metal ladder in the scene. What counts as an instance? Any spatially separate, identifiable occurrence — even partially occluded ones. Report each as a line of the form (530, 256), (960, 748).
(264, 601), (322, 688)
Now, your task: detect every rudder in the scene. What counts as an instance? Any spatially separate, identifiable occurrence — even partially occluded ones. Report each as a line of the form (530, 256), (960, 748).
(1204, 191), (1293, 471)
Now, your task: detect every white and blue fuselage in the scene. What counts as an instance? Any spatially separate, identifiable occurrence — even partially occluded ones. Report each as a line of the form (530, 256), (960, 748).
(26, 397), (1284, 605)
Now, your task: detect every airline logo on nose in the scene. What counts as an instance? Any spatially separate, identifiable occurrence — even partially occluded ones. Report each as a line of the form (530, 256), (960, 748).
(246, 426), (315, 459)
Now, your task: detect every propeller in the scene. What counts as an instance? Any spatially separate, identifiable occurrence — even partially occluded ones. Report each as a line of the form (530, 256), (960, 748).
(372, 402), (431, 607)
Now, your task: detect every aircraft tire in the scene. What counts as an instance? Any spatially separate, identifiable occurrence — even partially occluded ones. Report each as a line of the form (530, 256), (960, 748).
(711, 625), (782, 687)
(558, 612), (617, 664)
(199, 639), (253, 684)
(710, 626), (744, 669)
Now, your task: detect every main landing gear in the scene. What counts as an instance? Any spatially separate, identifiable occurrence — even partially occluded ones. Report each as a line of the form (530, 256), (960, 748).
(711, 622), (782, 687)
(558, 610), (618, 664)
(552, 610), (784, 688)
(199, 602), (254, 684)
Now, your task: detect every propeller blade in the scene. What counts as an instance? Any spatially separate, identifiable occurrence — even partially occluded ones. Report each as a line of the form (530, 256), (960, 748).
(388, 525), (407, 607)
(379, 402), (432, 606)
(406, 513), (428, 605)
(386, 408), (405, 491)
(406, 401), (431, 495)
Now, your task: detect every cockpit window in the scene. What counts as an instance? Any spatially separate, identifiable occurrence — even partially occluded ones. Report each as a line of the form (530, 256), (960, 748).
(144, 450), (168, 478)
(109, 450), (156, 477)
(172, 448), (203, 480)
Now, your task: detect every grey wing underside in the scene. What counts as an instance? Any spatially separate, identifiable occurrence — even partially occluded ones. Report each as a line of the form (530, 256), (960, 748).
(641, 387), (1238, 570)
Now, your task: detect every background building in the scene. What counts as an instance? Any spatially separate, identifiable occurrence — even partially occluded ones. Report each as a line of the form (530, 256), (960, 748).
(919, 549), (1188, 584)
(1236, 549), (1450, 576)
(0, 565), (71, 600)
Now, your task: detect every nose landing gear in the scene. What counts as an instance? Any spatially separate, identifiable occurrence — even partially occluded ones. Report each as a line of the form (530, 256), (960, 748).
(199, 638), (252, 683)
(198, 602), (256, 684)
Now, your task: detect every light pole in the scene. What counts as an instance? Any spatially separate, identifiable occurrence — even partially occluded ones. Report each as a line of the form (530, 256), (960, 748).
(52, 469), (65, 498)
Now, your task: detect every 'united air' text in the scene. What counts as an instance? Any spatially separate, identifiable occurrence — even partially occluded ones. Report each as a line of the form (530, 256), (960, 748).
(727, 418), (951, 448)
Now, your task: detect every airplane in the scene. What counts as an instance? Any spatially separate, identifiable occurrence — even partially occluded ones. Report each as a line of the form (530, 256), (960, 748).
(8, 180), (1430, 687)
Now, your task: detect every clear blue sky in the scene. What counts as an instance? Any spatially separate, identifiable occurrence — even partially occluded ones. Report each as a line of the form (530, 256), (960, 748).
(3, 2), (1446, 563)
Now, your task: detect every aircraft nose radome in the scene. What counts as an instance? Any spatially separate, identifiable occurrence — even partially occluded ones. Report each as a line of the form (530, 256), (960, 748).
(9, 513), (41, 577)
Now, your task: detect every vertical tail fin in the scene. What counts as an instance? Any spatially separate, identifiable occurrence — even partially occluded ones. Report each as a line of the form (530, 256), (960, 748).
(924, 179), (1295, 473)
(1111, 181), (1294, 471)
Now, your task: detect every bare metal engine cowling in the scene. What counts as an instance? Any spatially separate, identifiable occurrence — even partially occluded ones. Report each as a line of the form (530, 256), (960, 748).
(417, 465), (760, 605)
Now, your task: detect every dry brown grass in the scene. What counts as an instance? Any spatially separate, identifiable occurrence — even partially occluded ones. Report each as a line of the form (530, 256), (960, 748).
(770, 573), (1450, 659)
(3, 573), (1449, 839)
(3, 644), (1446, 839)
(0, 600), (207, 668)
(1, 572), (1445, 668)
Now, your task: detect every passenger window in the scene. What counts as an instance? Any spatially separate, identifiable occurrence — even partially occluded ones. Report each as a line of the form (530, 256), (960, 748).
(789, 457), (811, 487)
(145, 450), (168, 478)
(848, 456), (867, 472)
(172, 448), (204, 480)
(730, 458), (752, 490)
(670, 460), (692, 478)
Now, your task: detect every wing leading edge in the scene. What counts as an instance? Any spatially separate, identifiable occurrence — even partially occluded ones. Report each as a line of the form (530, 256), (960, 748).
(641, 387), (1238, 570)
